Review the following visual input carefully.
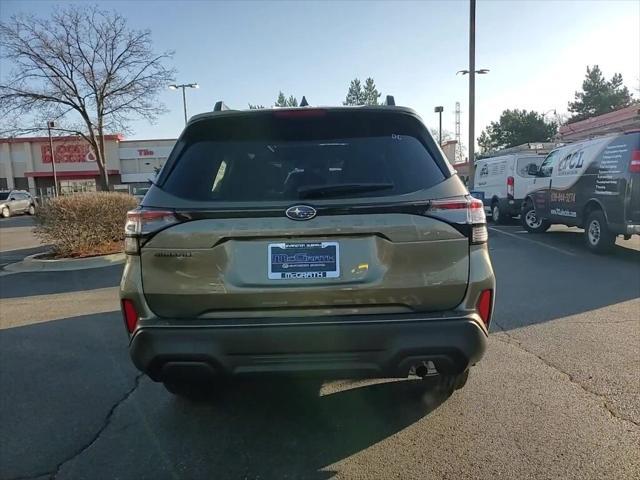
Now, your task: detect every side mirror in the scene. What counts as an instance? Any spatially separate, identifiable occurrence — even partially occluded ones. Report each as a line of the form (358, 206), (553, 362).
(527, 164), (539, 176)
(9, 196), (15, 201)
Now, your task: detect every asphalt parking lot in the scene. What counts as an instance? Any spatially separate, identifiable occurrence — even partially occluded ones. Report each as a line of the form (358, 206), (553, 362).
(0, 218), (639, 480)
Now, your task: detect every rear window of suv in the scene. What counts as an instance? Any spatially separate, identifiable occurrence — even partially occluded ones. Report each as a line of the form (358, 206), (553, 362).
(160, 110), (448, 202)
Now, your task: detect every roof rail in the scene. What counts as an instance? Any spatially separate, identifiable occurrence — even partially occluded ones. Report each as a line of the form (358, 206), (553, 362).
(213, 101), (229, 112)
(299, 96), (309, 107)
(477, 142), (559, 159)
(384, 95), (395, 106)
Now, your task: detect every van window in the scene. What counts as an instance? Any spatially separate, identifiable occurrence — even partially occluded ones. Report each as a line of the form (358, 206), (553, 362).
(516, 157), (545, 178)
(538, 151), (560, 177)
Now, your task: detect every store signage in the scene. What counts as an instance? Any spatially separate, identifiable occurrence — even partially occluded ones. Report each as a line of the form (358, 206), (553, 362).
(41, 144), (96, 163)
(119, 146), (173, 159)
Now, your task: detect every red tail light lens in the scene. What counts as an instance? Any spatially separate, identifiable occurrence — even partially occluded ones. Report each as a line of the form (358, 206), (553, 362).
(629, 150), (640, 173)
(121, 299), (139, 333)
(507, 176), (515, 197)
(477, 289), (493, 327)
(427, 196), (487, 244)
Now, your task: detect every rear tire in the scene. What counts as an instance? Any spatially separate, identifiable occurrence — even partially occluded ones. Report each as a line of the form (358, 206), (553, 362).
(521, 202), (550, 233)
(1, 206), (10, 218)
(163, 380), (217, 402)
(584, 210), (615, 254)
(492, 202), (508, 225)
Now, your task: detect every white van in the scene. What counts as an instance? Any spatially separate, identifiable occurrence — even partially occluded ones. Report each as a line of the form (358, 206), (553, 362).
(473, 143), (556, 223)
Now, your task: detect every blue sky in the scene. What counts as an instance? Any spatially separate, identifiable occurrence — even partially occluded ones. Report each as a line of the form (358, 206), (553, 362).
(1, 0), (639, 148)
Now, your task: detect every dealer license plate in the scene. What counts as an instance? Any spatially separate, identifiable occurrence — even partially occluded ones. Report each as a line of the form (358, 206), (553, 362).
(268, 242), (340, 280)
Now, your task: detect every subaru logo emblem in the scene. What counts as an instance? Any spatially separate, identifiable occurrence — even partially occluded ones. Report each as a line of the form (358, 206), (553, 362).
(286, 205), (317, 221)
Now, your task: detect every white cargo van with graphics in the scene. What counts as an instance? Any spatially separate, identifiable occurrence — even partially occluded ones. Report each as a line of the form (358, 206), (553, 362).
(521, 132), (640, 252)
(474, 144), (553, 224)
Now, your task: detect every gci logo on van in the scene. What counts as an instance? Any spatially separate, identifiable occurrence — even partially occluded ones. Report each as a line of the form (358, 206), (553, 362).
(286, 205), (317, 221)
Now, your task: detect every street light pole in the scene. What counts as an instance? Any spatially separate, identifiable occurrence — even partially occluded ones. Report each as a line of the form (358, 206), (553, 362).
(434, 106), (444, 145)
(47, 121), (58, 197)
(456, 2), (489, 189)
(181, 86), (187, 124)
(468, 0), (476, 189)
(168, 83), (199, 125)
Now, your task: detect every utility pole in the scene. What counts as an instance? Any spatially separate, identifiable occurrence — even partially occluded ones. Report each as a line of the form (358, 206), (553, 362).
(455, 102), (462, 163)
(47, 121), (58, 197)
(468, 0), (476, 189)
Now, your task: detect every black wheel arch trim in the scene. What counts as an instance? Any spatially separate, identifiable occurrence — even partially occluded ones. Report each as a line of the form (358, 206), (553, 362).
(583, 198), (609, 224)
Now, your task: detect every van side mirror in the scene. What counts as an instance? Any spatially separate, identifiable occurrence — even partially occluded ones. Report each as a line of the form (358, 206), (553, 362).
(9, 196), (15, 201)
(527, 164), (539, 176)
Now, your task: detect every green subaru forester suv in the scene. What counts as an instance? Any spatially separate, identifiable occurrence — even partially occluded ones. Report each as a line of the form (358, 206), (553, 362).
(120, 103), (495, 400)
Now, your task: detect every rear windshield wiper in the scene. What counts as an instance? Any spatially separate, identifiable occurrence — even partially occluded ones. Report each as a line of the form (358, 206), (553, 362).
(298, 182), (394, 199)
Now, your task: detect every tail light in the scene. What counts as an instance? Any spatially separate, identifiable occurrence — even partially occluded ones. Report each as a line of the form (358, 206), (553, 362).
(124, 209), (180, 254)
(121, 299), (139, 333)
(427, 196), (488, 244)
(629, 150), (640, 173)
(476, 289), (493, 327)
(507, 176), (515, 198)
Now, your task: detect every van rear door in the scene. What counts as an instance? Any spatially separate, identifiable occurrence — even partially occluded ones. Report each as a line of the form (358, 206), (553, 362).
(624, 133), (640, 224)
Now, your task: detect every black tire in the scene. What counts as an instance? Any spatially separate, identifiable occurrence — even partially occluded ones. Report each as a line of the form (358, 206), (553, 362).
(163, 379), (217, 402)
(584, 210), (616, 254)
(1, 206), (10, 218)
(491, 201), (508, 225)
(521, 202), (550, 233)
(28, 204), (36, 215)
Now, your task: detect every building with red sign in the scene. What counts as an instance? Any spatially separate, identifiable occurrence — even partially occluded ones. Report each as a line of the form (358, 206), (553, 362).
(0, 135), (176, 196)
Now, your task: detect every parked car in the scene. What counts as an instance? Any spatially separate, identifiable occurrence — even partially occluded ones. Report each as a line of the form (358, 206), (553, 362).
(473, 144), (554, 224)
(132, 186), (150, 204)
(120, 102), (495, 400)
(0, 190), (36, 218)
(521, 131), (640, 253)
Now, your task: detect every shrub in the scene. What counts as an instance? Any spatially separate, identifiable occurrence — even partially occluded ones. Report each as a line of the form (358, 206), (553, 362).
(35, 192), (138, 258)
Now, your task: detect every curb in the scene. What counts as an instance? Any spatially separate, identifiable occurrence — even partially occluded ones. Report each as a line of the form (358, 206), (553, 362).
(2, 252), (125, 273)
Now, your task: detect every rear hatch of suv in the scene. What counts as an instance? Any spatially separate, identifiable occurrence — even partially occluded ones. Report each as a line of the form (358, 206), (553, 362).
(132, 108), (478, 319)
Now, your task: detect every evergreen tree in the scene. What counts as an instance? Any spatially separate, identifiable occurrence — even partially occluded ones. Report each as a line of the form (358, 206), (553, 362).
(568, 65), (633, 122)
(344, 78), (364, 105)
(362, 77), (381, 105)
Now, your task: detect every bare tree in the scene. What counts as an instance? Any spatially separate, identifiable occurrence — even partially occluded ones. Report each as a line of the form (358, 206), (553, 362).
(0, 5), (175, 189)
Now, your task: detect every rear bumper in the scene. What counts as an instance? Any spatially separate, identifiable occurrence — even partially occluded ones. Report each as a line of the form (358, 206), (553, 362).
(499, 197), (521, 216)
(129, 314), (488, 382)
(607, 222), (640, 235)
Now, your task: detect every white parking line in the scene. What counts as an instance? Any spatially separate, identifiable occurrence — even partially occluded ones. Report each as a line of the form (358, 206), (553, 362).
(489, 227), (577, 257)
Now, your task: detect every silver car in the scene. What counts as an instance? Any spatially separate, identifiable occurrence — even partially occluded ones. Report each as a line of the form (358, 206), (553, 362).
(0, 190), (36, 218)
